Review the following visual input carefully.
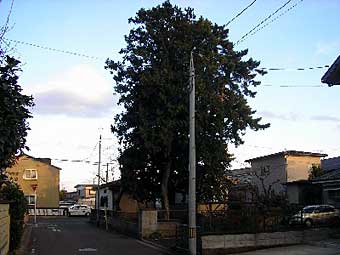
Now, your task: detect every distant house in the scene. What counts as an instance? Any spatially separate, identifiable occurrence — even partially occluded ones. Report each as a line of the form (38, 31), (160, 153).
(312, 156), (340, 208)
(97, 181), (139, 212)
(6, 154), (61, 208)
(74, 184), (97, 207)
(64, 191), (78, 202)
(245, 150), (327, 204)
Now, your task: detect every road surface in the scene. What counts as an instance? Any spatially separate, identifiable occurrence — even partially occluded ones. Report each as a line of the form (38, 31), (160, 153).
(23, 217), (165, 255)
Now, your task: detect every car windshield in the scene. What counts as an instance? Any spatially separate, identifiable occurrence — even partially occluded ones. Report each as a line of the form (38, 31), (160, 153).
(303, 206), (317, 213)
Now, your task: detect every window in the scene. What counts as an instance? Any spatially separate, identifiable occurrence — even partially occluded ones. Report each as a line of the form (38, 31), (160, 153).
(25, 195), (36, 205)
(23, 169), (38, 180)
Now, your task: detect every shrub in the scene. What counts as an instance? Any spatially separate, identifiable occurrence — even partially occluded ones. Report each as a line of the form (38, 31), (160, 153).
(0, 179), (27, 251)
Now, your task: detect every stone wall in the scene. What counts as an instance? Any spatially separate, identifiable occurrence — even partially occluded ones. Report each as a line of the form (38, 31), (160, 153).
(0, 203), (10, 255)
(202, 228), (332, 255)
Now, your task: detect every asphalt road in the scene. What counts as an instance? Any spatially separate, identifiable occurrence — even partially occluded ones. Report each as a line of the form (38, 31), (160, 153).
(24, 217), (166, 255)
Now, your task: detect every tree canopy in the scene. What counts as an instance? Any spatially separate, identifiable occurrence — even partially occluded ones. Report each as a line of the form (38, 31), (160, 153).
(106, 1), (269, 213)
(0, 56), (34, 174)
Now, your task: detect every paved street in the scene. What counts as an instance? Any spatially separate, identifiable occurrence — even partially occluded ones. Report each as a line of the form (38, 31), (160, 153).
(23, 217), (165, 255)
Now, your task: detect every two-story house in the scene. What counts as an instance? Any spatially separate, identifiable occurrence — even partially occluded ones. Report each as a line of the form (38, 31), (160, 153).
(6, 154), (61, 208)
(245, 150), (327, 204)
(312, 156), (340, 208)
(74, 184), (97, 207)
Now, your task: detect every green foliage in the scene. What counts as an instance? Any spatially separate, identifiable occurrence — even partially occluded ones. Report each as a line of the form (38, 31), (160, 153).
(0, 180), (27, 251)
(0, 56), (34, 174)
(308, 164), (323, 180)
(59, 189), (67, 201)
(106, 1), (269, 209)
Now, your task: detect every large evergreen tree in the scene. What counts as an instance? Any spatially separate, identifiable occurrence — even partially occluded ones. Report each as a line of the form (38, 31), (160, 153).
(0, 56), (34, 175)
(106, 1), (269, 216)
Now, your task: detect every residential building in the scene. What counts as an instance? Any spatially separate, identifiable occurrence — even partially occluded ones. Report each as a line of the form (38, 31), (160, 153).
(64, 191), (78, 202)
(6, 154), (61, 208)
(245, 150), (327, 204)
(97, 181), (139, 212)
(74, 184), (97, 208)
(312, 156), (340, 208)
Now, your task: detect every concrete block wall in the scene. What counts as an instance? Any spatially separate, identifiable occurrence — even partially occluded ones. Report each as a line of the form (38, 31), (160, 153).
(139, 210), (158, 238)
(139, 210), (180, 238)
(202, 229), (332, 254)
(0, 204), (10, 255)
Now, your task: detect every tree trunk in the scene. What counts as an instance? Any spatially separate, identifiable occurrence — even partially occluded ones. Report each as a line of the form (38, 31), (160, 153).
(115, 187), (124, 211)
(161, 160), (171, 221)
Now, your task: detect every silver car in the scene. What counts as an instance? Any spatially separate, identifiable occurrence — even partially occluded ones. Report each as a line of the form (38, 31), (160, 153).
(289, 204), (340, 227)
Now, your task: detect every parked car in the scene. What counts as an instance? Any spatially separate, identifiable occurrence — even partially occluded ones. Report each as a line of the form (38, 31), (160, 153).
(289, 204), (340, 227)
(59, 201), (75, 215)
(68, 204), (91, 216)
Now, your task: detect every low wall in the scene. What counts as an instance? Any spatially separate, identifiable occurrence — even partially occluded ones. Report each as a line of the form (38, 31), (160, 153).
(109, 216), (138, 237)
(0, 203), (10, 255)
(202, 228), (332, 255)
(139, 210), (179, 238)
(28, 208), (66, 216)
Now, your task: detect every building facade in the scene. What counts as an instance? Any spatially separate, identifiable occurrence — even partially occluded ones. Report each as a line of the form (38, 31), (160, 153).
(74, 184), (97, 208)
(245, 151), (327, 203)
(6, 154), (61, 208)
(312, 156), (340, 208)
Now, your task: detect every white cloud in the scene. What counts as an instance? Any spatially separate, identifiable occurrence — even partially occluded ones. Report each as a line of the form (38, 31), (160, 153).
(26, 64), (117, 117)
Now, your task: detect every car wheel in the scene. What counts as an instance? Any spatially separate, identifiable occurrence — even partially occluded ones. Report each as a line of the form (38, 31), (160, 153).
(304, 219), (313, 227)
(85, 212), (90, 217)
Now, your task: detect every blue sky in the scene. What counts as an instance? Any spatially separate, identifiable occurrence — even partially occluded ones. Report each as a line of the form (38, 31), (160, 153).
(1, 0), (339, 190)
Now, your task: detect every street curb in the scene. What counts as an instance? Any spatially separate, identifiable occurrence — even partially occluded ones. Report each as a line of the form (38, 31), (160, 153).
(137, 239), (175, 255)
(15, 225), (32, 255)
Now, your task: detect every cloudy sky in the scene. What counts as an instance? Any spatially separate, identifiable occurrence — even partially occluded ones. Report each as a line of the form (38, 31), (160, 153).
(1, 0), (339, 190)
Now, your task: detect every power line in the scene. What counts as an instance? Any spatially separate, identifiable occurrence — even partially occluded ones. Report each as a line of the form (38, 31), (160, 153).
(238, 0), (304, 44)
(257, 64), (329, 72)
(4, 38), (105, 61)
(82, 141), (99, 161)
(226, 0), (258, 27)
(261, 84), (324, 88)
(4, 38), (329, 74)
(236, 0), (295, 45)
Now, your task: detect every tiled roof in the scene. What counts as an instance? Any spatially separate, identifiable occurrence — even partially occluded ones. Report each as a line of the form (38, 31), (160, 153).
(321, 55), (340, 86)
(321, 156), (340, 172)
(312, 168), (340, 182)
(246, 150), (327, 162)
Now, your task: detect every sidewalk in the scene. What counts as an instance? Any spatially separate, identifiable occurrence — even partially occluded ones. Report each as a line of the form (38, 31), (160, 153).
(235, 244), (340, 255)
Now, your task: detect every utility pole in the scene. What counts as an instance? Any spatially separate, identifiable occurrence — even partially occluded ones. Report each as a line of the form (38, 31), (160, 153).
(106, 163), (109, 183)
(188, 49), (197, 255)
(96, 135), (102, 225)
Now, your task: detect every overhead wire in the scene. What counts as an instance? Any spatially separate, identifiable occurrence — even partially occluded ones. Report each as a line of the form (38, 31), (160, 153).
(237, 0), (304, 44)
(235, 0), (296, 45)
(4, 38), (105, 61)
(226, 0), (258, 27)
(4, 38), (330, 73)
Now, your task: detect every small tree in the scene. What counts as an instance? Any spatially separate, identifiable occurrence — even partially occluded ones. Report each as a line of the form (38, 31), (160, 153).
(308, 164), (323, 180)
(59, 189), (67, 201)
